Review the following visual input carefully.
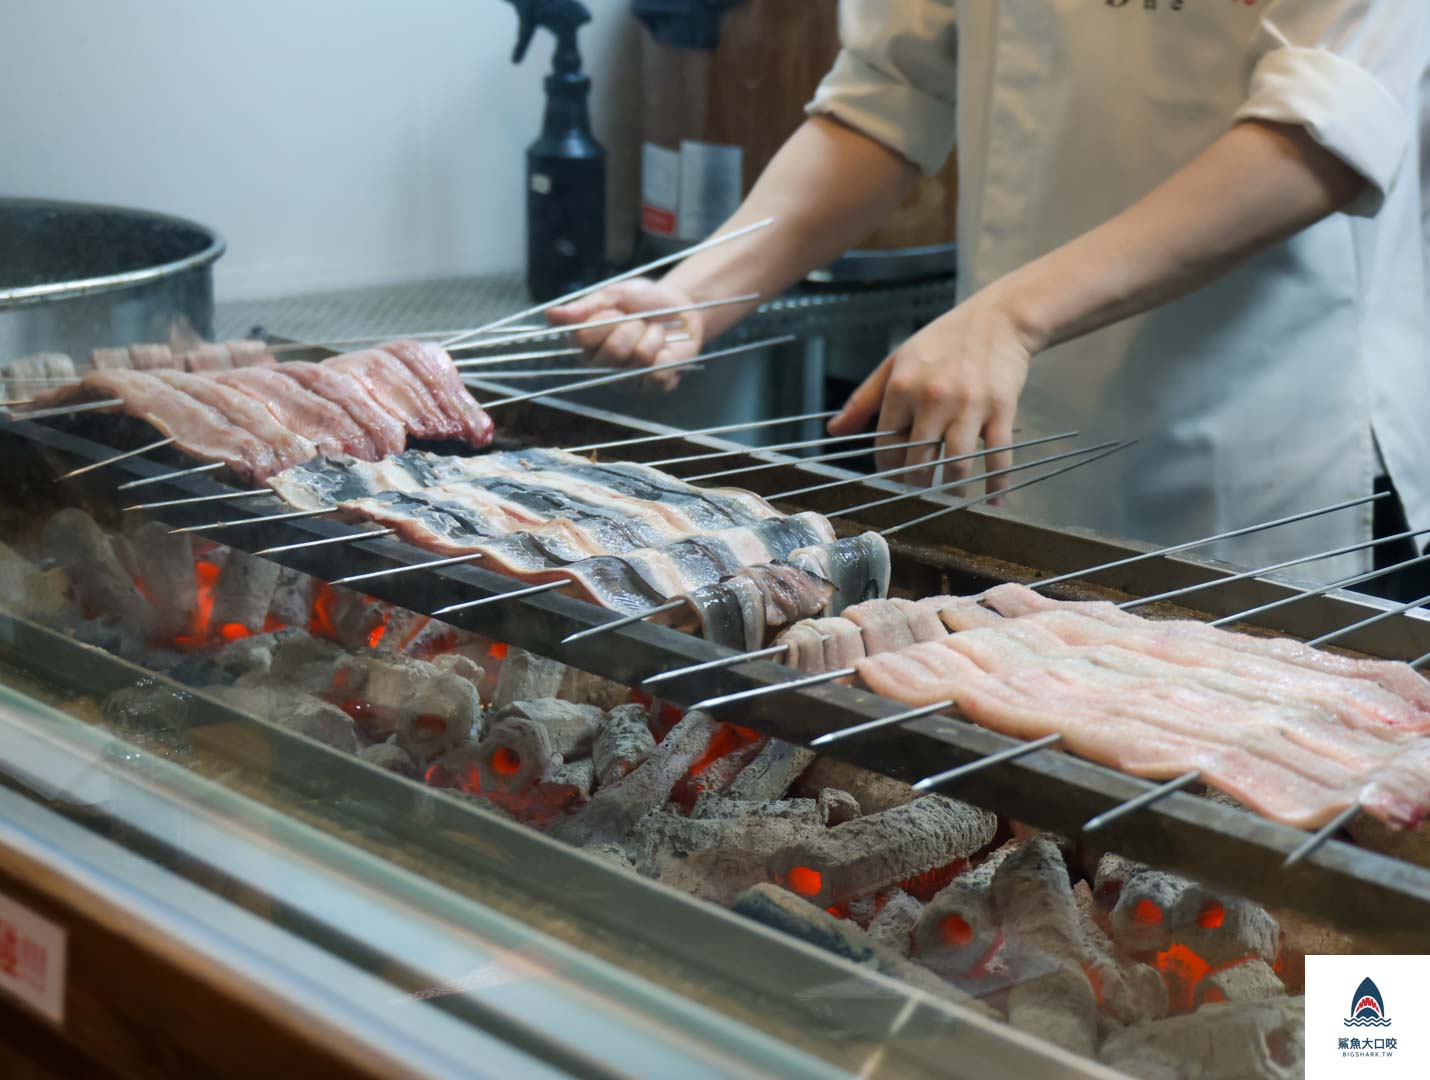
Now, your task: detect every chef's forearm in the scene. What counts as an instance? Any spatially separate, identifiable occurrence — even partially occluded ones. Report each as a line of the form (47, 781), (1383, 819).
(987, 120), (1369, 354)
(664, 116), (920, 338)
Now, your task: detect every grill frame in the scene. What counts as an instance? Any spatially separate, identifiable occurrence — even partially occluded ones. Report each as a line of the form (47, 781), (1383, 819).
(5, 401), (1430, 939)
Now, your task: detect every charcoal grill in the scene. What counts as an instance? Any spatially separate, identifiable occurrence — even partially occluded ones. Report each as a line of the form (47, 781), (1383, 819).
(5, 389), (1429, 950)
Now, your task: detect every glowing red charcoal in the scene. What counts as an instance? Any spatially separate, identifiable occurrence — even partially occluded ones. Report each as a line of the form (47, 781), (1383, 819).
(1196, 899), (1225, 929)
(939, 914), (974, 947)
(490, 747), (522, 777)
(1131, 898), (1163, 925)
(785, 865), (823, 897)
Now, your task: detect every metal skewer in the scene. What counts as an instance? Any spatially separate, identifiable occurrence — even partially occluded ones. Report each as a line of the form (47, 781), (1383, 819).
(440, 217), (775, 350)
(458, 295), (758, 358)
(1121, 525), (1430, 611)
(450, 332), (694, 372)
(687, 436), (943, 483)
(122, 489), (273, 513)
(1411, 650), (1430, 671)
(1303, 591), (1430, 648)
(116, 461), (224, 491)
(641, 644), (790, 688)
(1282, 802), (1360, 868)
(431, 579), (571, 617)
(1207, 550), (1430, 629)
(649, 428), (903, 469)
(331, 551), (486, 586)
(0, 398), (35, 407)
(568, 410), (837, 454)
(169, 507), (332, 535)
(477, 336), (794, 409)
(774, 431), (1081, 502)
(882, 442), (1136, 538)
(5, 397), (124, 421)
(56, 437), (178, 480)
(911, 734), (1064, 791)
(1081, 771), (1202, 833)
(560, 598), (687, 646)
(1033, 493), (1388, 593)
(688, 667), (858, 713)
(253, 528), (397, 557)
(810, 700), (954, 747)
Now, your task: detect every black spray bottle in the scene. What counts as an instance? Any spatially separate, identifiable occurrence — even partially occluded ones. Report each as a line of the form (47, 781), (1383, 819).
(507, 0), (607, 300)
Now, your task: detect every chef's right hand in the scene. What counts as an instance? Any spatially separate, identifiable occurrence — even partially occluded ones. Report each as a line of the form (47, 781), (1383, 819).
(547, 278), (706, 392)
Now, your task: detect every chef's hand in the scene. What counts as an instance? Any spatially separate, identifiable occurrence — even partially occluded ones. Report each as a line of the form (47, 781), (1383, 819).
(827, 298), (1032, 495)
(547, 278), (706, 392)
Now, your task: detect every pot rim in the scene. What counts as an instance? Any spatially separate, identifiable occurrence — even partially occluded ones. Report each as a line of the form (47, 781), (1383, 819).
(0, 198), (226, 308)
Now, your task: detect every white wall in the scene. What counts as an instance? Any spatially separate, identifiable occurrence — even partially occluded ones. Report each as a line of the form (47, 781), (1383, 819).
(0, 1), (642, 301)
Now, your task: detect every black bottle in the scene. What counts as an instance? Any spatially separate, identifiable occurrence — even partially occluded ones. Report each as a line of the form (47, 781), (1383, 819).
(508, 0), (606, 301)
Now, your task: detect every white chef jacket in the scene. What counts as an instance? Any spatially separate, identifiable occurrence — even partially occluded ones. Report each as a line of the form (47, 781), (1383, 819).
(809, 0), (1430, 584)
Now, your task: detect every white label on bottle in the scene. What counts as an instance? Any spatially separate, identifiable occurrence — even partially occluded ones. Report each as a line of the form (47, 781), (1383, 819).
(677, 140), (743, 241)
(0, 890), (67, 1024)
(641, 142), (681, 237)
(530, 173), (552, 195)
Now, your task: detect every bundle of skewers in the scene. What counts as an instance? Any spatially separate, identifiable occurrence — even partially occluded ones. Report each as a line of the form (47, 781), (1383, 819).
(4, 215), (1429, 866)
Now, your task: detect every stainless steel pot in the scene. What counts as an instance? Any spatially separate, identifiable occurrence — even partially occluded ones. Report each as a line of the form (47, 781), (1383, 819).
(0, 198), (225, 362)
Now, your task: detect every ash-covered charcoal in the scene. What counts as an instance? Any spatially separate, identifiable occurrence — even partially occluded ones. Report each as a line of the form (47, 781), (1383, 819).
(725, 739), (815, 803)
(914, 840), (1021, 979)
(793, 757), (915, 815)
(1007, 966), (1099, 1060)
(550, 711), (721, 848)
(474, 717), (561, 793)
(103, 680), (192, 738)
(556, 665), (631, 711)
(1092, 851), (1142, 915)
(267, 565), (319, 631)
(993, 837), (1165, 1040)
(490, 648), (566, 710)
(691, 794), (822, 822)
(41, 509), (156, 639)
(211, 685), (359, 753)
(208, 628), (308, 683)
(208, 549), (281, 637)
(494, 700), (604, 759)
(642, 809), (825, 906)
(322, 591), (395, 651)
(360, 739), (417, 778)
(431, 653), (484, 686)
(0, 540), (77, 624)
(537, 757), (595, 811)
(770, 795), (998, 908)
(584, 843), (636, 871)
(867, 888), (923, 957)
(732, 884), (997, 1018)
(266, 634), (366, 695)
(1104, 859), (1279, 966)
(126, 522), (197, 639)
(674, 730), (765, 805)
(1073, 881), (1169, 1026)
(1099, 997), (1304, 1080)
(1194, 959), (1285, 1009)
(360, 655), (483, 761)
(816, 788), (861, 826)
(592, 703), (655, 788)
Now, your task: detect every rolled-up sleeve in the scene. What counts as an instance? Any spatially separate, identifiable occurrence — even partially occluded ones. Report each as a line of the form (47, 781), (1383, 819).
(806, 0), (959, 176)
(1235, 0), (1429, 217)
